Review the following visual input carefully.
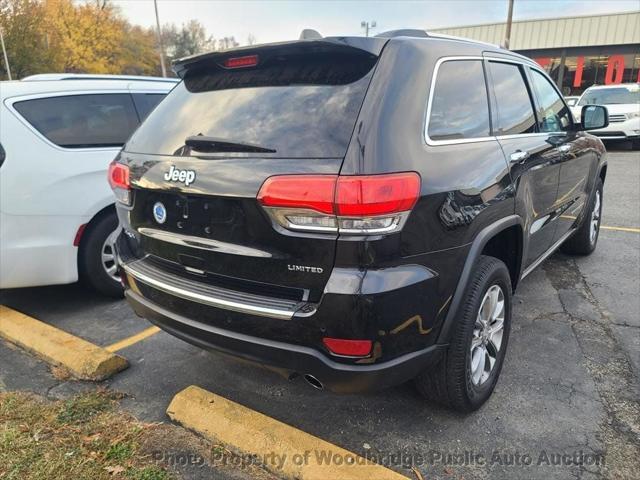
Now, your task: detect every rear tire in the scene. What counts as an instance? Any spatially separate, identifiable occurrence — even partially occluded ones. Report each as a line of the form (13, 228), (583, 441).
(79, 212), (123, 298)
(561, 177), (603, 256)
(415, 255), (512, 412)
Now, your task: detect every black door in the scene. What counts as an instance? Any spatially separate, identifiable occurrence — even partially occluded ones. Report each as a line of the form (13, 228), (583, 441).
(527, 67), (596, 244)
(485, 59), (563, 269)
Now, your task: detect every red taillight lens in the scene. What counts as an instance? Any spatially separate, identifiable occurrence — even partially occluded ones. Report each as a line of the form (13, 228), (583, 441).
(336, 173), (421, 216)
(223, 54), (259, 69)
(257, 175), (337, 215)
(257, 172), (421, 235)
(108, 161), (130, 190)
(323, 338), (372, 357)
(108, 160), (131, 205)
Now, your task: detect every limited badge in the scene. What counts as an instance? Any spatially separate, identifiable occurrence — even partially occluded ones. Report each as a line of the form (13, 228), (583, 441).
(153, 202), (167, 224)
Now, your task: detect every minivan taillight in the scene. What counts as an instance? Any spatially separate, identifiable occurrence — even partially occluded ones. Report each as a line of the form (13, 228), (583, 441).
(257, 173), (420, 235)
(108, 160), (131, 205)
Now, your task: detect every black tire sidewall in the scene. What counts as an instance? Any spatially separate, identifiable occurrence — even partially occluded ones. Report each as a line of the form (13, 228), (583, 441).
(450, 256), (512, 410)
(79, 213), (123, 297)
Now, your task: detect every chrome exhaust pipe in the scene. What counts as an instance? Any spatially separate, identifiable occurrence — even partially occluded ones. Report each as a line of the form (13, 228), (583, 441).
(303, 374), (324, 390)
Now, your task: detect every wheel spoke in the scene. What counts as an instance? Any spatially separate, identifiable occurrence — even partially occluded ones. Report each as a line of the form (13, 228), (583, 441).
(106, 265), (117, 275)
(471, 347), (485, 385)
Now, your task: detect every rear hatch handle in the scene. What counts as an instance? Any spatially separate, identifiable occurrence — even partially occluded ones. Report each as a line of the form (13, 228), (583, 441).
(185, 135), (276, 154)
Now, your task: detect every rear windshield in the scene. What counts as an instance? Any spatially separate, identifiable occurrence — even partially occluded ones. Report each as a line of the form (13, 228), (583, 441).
(125, 52), (377, 158)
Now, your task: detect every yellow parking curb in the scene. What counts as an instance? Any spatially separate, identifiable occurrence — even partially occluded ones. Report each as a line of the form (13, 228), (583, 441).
(167, 385), (409, 480)
(0, 305), (128, 380)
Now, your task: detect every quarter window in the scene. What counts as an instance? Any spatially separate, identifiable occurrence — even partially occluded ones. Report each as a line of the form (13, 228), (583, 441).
(488, 61), (536, 136)
(14, 94), (139, 148)
(428, 60), (490, 141)
(529, 69), (573, 133)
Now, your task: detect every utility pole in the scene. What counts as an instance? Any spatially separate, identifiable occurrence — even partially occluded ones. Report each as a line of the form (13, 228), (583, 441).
(360, 20), (377, 37)
(153, 0), (167, 77)
(503, 0), (514, 49)
(0, 25), (11, 80)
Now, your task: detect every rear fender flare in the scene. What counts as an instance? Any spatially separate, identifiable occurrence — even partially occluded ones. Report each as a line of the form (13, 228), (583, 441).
(436, 215), (523, 344)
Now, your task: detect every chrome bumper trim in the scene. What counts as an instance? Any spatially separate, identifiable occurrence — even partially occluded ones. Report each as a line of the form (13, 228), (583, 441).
(123, 258), (310, 320)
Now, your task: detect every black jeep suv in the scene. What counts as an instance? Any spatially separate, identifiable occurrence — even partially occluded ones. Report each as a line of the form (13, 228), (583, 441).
(111, 31), (608, 412)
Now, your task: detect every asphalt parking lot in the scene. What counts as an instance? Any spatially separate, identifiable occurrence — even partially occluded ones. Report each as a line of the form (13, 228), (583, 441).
(1, 147), (639, 480)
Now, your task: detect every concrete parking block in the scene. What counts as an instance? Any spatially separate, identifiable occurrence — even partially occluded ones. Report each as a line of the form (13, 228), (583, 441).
(0, 305), (128, 380)
(167, 385), (409, 480)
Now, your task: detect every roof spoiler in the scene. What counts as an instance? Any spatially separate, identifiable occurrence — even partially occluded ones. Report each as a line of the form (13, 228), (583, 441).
(172, 36), (388, 78)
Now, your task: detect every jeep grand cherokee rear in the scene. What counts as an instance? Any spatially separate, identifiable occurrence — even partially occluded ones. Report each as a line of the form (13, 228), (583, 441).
(112, 33), (607, 412)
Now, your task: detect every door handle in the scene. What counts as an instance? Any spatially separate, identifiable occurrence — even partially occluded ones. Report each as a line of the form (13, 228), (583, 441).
(510, 150), (530, 163)
(558, 144), (571, 153)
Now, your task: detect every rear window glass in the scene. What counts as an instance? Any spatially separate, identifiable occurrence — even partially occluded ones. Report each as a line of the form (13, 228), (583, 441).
(125, 53), (377, 158)
(14, 94), (139, 148)
(488, 62), (537, 136)
(428, 60), (490, 141)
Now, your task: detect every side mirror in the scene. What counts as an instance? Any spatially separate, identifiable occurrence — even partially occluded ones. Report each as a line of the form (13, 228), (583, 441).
(581, 105), (609, 131)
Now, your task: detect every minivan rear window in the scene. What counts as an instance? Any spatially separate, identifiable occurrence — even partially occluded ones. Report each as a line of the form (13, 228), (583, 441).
(14, 94), (139, 148)
(125, 53), (377, 158)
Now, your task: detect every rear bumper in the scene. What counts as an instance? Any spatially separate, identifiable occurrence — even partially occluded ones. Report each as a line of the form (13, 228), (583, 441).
(126, 288), (445, 393)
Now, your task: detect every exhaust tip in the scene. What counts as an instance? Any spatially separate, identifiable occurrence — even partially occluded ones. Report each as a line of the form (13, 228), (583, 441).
(303, 374), (324, 390)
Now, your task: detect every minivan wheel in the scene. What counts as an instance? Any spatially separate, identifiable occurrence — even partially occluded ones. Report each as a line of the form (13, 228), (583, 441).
(415, 255), (511, 412)
(79, 212), (124, 298)
(560, 177), (603, 256)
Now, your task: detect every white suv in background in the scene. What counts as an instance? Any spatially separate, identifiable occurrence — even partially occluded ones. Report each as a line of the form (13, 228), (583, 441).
(572, 83), (640, 149)
(0, 74), (178, 296)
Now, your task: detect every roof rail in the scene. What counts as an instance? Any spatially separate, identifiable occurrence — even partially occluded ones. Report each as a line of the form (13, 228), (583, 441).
(299, 29), (322, 40)
(375, 29), (428, 38)
(427, 32), (502, 49)
(22, 73), (179, 83)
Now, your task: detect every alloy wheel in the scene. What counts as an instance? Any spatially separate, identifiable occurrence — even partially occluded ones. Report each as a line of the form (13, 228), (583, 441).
(590, 190), (601, 244)
(101, 234), (119, 282)
(470, 284), (505, 386)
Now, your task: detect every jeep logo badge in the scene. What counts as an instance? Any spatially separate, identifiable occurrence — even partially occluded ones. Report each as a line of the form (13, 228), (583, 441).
(153, 202), (167, 224)
(164, 165), (196, 186)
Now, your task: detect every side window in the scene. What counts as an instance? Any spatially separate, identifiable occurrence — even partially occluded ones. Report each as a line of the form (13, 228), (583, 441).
(132, 93), (167, 121)
(428, 60), (490, 141)
(487, 61), (536, 136)
(13, 94), (139, 148)
(529, 69), (573, 133)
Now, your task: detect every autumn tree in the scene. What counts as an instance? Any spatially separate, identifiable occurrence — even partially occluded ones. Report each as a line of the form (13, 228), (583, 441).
(43, 0), (124, 73)
(163, 19), (214, 61)
(0, 0), (250, 80)
(0, 0), (50, 78)
(119, 24), (161, 76)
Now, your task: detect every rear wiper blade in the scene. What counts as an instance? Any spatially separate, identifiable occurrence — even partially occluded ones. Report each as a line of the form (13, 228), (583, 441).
(185, 135), (276, 153)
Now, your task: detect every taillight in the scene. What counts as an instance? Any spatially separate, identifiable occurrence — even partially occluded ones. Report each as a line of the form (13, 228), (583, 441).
(257, 172), (420, 235)
(108, 159), (131, 205)
(323, 338), (372, 357)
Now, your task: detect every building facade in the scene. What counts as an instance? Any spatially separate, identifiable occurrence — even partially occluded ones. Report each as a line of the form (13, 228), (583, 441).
(430, 12), (640, 95)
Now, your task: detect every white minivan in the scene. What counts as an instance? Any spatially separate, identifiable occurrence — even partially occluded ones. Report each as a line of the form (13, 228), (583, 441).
(0, 74), (178, 296)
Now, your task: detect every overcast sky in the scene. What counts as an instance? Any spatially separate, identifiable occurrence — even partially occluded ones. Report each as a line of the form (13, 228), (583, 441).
(112, 0), (640, 45)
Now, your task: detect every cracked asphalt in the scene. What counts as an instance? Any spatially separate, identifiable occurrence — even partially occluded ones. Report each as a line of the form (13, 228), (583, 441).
(1, 147), (638, 480)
